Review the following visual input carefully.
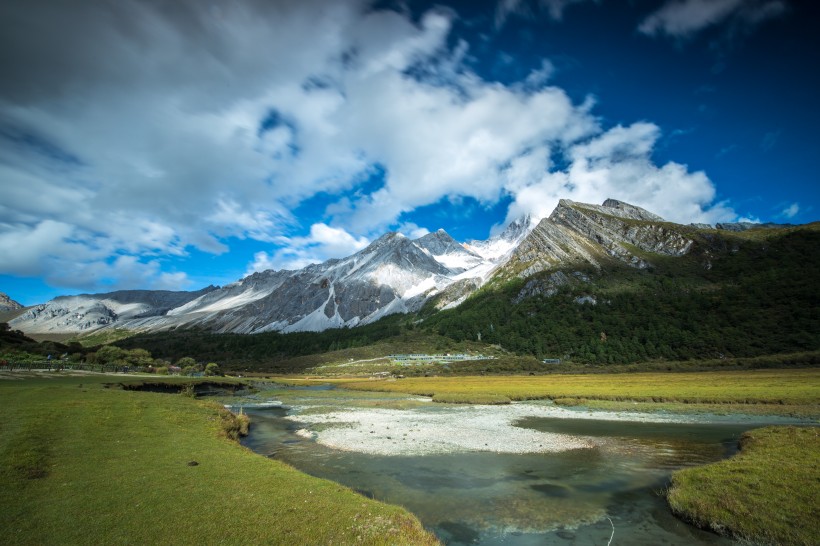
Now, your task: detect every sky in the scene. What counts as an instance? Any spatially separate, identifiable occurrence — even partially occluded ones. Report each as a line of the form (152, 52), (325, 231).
(1, 0), (818, 305)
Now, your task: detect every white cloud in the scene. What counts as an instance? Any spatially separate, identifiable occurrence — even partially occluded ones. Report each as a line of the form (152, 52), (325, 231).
(398, 222), (431, 239)
(502, 122), (736, 225)
(780, 202), (799, 219)
(524, 59), (556, 88)
(639, 0), (788, 38)
(246, 223), (370, 274)
(736, 216), (761, 224)
(0, 0), (742, 293)
(0, 220), (77, 277)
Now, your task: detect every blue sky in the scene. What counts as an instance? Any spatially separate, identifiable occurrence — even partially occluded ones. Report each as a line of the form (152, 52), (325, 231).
(1, 0), (817, 305)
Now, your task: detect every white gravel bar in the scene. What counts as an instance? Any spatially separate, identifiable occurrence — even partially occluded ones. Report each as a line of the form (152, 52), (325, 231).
(283, 401), (692, 456)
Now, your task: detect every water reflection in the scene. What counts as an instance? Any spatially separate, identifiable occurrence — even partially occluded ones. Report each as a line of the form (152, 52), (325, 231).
(241, 402), (783, 545)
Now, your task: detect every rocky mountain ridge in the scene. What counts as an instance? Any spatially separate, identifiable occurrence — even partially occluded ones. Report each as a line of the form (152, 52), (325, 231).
(500, 199), (695, 279)
(8, 198), (799, 336)
(0, 292), (23, 313)
(10, 221), (529, 335)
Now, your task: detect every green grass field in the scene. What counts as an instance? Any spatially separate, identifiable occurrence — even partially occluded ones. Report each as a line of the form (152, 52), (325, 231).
(334, 369), (820, 411)
(668, 426), (820, 545)
(0, 372), (438, 546)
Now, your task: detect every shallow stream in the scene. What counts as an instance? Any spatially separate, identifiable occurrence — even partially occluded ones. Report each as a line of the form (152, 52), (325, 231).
(237, 388), (803, 545)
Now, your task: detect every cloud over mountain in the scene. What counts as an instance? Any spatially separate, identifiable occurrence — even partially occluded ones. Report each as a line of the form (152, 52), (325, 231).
(0, 0), (744, 293)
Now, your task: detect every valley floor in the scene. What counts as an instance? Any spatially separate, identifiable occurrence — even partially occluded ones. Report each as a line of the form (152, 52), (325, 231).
(0, 372), (437, 546)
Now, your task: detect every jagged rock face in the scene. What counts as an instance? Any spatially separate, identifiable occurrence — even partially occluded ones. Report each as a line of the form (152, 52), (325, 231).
(10, 230), (479, 335)
(415, 229), (468, 256)
(502, 199), (695, 279)
(600, 199), (665, 222)
(431, 278), (484, 310)
(466, 214), (534, 261)
(0, 292), (23, 312)
(512, 271), (592, 304)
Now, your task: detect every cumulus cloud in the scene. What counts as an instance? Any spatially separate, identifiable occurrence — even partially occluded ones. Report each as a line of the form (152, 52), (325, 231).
(0, 0), (740, 290)
(639, 0), (788, 38)
(501, 122), (736, 225)
(246, 223), (370, 274)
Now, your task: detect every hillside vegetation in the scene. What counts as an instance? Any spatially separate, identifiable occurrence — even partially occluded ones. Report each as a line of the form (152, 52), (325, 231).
(426, 226), (820, 365)
(6, 225), (819, 374)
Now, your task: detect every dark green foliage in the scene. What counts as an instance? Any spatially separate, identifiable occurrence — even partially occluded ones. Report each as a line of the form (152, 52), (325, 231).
(115, 314), (404, 372)
(107, 227), (819, 372)
(426, 228), (820, 365)
(0, 323), (76, 360)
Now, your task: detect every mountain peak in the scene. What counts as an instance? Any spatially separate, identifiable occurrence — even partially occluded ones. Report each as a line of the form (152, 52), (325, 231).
(601, 198), (665, 222)
(414, 229), (482, 267)
(499, 213), (534, 241)
(0, 292), (24, 312)
(555, 198), (665, 223)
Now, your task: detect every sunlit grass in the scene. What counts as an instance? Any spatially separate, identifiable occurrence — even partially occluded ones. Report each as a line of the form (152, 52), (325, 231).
(335, 369), (820, 416)
(432, 393), (511, 405)
(0, 373), (438, 546)
(668, 426), (820, 545)
(552, 398), (820, 418)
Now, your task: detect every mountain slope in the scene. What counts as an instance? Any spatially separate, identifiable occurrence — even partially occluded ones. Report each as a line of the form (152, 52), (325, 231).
(12, 287), (219, 334)
(498, 199), (696, 280)
(10, 228), (509, 335)
(427, 220), (820, 364)
(9, 198), (814, 342)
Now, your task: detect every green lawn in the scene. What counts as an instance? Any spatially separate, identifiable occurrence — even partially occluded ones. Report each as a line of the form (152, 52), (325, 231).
(668, 426), (820, 545)
(0, 373), (438, 545)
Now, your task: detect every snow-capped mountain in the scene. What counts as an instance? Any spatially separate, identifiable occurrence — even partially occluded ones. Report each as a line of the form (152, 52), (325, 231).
(11, 222), (533, 335)
(465, 214), (535, 262)
(16, 197), (740, 337)
(414, 229), (485, 272)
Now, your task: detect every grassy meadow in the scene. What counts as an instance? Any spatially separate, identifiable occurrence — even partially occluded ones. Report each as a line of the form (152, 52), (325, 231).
(334, 369), (820, 411)
(668, 426), (819, 545)
(0, 372), (438, 546)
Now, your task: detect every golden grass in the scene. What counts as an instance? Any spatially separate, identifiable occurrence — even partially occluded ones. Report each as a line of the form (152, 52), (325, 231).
(668, 426), (820, 545)
(336, 369), (820, 409)
(432, 393), (511, 405)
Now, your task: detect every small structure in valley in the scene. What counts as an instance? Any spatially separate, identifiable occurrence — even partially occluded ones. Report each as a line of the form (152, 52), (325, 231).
(390, 353), (494, 365)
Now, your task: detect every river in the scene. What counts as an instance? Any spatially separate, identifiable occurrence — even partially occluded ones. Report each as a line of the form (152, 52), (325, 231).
(235, 387), (803, 545)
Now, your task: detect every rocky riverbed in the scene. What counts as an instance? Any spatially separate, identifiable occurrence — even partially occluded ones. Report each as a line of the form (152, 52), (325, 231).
(284, 400), (707, 456)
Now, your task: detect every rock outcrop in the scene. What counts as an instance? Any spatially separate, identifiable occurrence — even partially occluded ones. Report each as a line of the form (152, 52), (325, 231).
(501, 199), (694, 280)
(0, 292), (23, 313)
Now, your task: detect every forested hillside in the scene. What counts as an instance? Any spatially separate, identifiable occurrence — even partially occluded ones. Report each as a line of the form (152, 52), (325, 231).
(426, 226), (820, 364)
